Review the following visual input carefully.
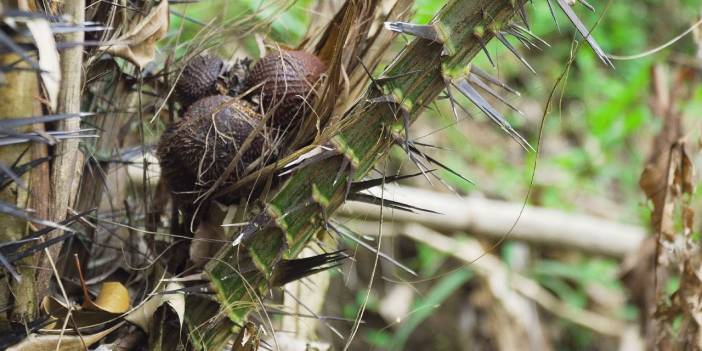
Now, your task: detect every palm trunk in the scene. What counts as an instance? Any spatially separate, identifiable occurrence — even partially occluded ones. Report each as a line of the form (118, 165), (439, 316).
(0, 50), (42, 328)
(203, 0), (527, 330)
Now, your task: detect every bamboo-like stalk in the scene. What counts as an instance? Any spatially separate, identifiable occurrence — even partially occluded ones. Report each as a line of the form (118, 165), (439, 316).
(203, 0), (528, 329)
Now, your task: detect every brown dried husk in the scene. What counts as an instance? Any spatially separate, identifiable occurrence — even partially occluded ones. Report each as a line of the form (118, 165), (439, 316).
(157, 95), (277, 205)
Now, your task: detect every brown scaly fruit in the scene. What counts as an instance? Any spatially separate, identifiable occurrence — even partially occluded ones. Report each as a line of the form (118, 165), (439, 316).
(174, 54), (224, 106)
(157, 95), (276, 206)
(244, 50), (326, 130)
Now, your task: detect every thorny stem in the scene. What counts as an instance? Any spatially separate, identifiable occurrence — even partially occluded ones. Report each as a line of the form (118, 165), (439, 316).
(196, 0), (528, 347)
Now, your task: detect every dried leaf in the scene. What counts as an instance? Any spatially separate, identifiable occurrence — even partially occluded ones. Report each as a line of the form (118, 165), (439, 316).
(100, 1), (169, 68)
(24, 18), (60, 112)
(41, 296), (117, 329)
(683, 206), (694, 236)
(124, 282), (185, 332)
(85, 282), (130, 314)
(679, 147), (695, 195)
(638, 66), (684, 236)
(639, 164), (662, 204)
(231, 322), (260, 351)
(164, 282), (185, 329)
(123, 294), (161, 332)
(280, 145), (336, 176)
(628, 65), (701, 349)
(659, 145), (680, 239)
(7, 322), (123, 351)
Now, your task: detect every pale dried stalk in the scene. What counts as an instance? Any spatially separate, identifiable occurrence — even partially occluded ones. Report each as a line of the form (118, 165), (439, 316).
(338, 185), (645, 257)
(402, 223), (631, 338)
(48, 0), (85, 251)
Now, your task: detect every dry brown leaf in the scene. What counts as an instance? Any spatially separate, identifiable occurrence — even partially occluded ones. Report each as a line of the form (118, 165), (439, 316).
(41, 295), (120, 329)
(232, 322), (260, 351)
(7, 322), (123, 351)
(653, 141), (695, 241)
(72, 255), (130, 315)
(683, 206), (695, 236)
(659, 144), (681, 239)
(679, 147), (695, 195)
(632, 64), (701, 349)
(84, 281), (130, 314)
(100, 1), (169, 68)
(638, 65), (684, 237)
(639, 165), (662, 204)
(123, 293), (161, 332)
(124, 282), (185, 332)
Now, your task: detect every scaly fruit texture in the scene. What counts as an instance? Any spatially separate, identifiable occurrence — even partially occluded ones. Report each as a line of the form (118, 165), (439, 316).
(175, 54), (224, 107)
(244, 50), (326, 130)
(157, 95), (274, 205)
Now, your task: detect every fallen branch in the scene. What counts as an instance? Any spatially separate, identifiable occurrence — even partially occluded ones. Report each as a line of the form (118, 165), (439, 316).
(338, 185), (645, 257)
(402, 223), (632, 338)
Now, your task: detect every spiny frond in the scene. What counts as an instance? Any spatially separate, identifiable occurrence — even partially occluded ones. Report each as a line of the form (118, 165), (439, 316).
(0, 112), (94, 129)
(350, 170), (435, 193)
(0, 30), (40, 71)
(451, 78), (533, 151)
(0, 129), (98, 146)
(555, 0), (614, 67)
(468, 73), (524, 115)
(495, 32), (537, 73)
(271, 250), (349, 287)
(503, 24), (550, 51)
(347, 192), (441, 214)
(577, 0), (595, 13)
(265, 308), (359, 323)
(476, 35), (496, 67)
(0, 201), (77, 233)
(327, 221), (417, 276)
(0, 209), (93, 257)
(0, 156), (50, 192)
(508, 23), (551, 48)
(404, 142), (475, 185)
(48, 22), (111, 34)
(515, 3), (530, 30)
(470, 66), (521, 96)
(0, 210), (93, 281)
(545, 0), (561, 31)
(0, 251), (20, 282)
